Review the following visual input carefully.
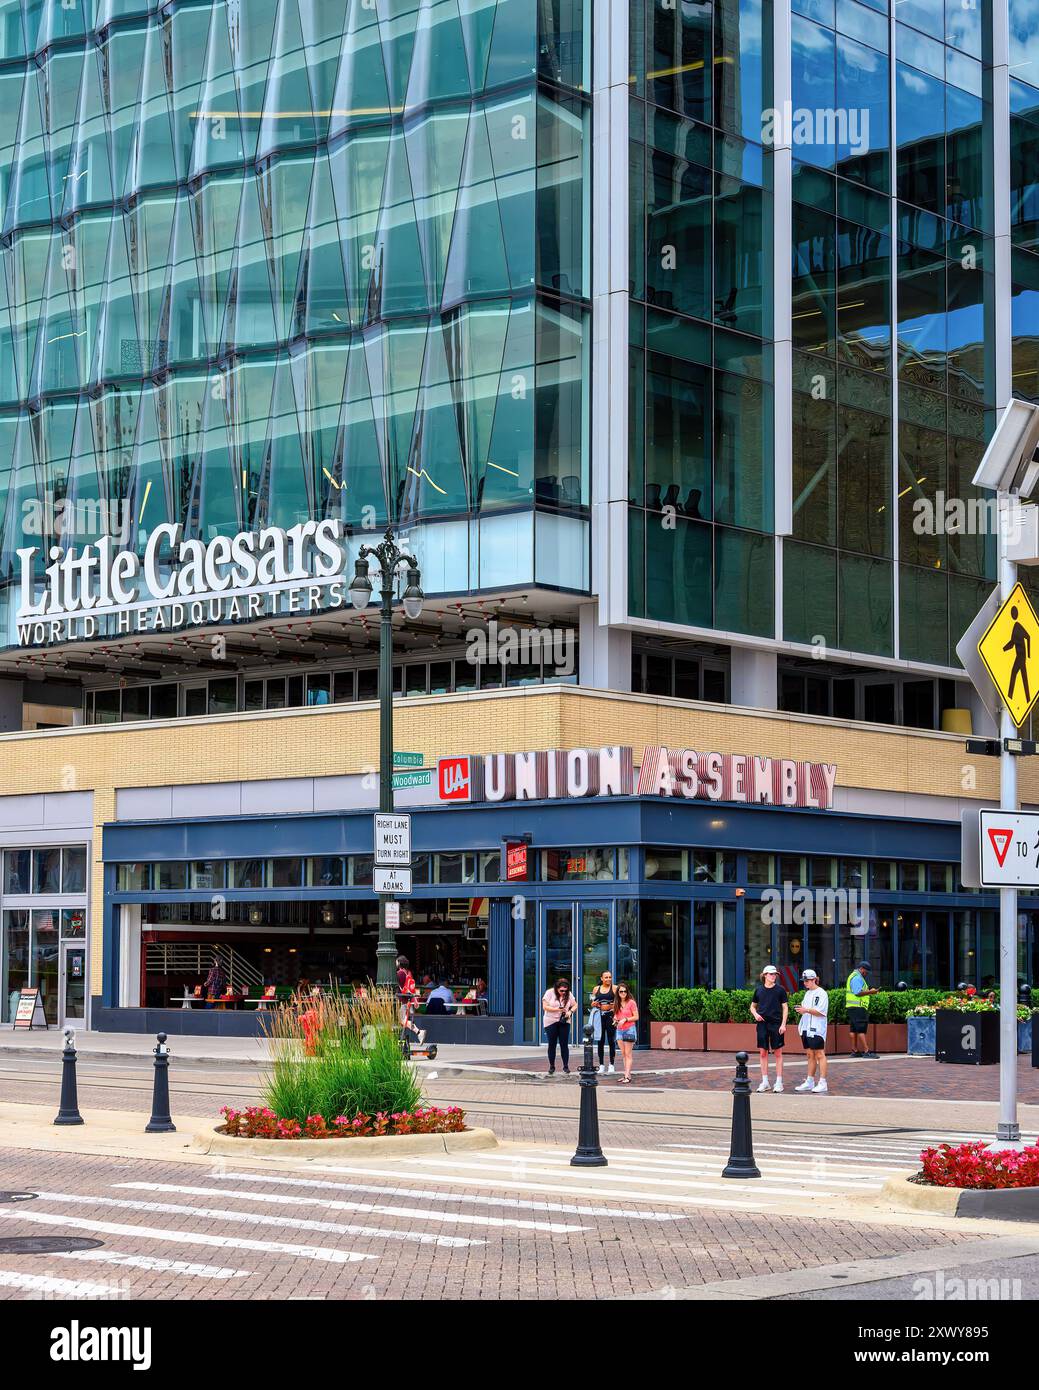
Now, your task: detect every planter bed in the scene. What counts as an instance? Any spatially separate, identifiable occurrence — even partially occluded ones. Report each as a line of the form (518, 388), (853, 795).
(195, 1126), (499, 1158)
(882, 1173), (1039, 1221)
(649, 1021), (706, 1050)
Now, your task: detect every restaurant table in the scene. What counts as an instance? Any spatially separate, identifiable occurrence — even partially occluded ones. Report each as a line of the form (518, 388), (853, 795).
(168, 995), (199, 1010)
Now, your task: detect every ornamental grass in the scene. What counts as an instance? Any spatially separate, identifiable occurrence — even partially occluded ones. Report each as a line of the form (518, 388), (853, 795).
(258, 988), (423, 1126)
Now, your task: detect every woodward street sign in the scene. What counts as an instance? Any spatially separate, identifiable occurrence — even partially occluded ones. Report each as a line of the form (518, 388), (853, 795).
(978, 809), (1039, 887)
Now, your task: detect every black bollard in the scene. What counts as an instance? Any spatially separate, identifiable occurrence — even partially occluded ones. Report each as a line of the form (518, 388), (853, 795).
(571, 1024), (608, 1167)
(722, 1051), (761, 1179)
(53, 1027), (84, 1126)
(145, 1032), (176, 1134)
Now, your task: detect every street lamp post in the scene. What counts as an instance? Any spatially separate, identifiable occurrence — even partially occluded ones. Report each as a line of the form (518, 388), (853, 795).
(349, 529), (423, 989)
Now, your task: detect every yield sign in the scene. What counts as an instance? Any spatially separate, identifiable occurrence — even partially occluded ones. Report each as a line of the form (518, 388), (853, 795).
(987, 827), (1013, 867)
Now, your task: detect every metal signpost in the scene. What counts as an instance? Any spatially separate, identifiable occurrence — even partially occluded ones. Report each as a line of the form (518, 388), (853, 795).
(967, 398), (1039, 1147)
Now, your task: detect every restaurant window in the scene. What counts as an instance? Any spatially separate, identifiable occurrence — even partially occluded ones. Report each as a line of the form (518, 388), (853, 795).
(154, 863), (187, 891)
(898, 861), (923, 891)
(333, 671), (355, 703)
(643, 848), (686, 880)
(62, 847), (87, 893)
(266, 679), (286, 710)
(310, 857), (345, 887)
(231, 859), (267, 889)
(435, 852), (465, 883)
(477, 850), (502, 882)
(357, 669), (378, 701)
(272, 858), (304, 888)
(745, 853), (773, 885)
(542, 849), (617, 881)
(809, 857), (834, 887)
(189, 861), (225, 890)
(94, 688), (120, 723)
(927, 862), (951, 892)
(208, 678), (238, 715)
(405, 664), (429, 696)
(244, 680), (264, 711)
(778, 855), (805, 885)
(430, 662), (453, 694)
(350, 855), (374, 887)
(411, 853), (432, 885)
(838, 858), (864, 889)
(122, 685), (149, 721)
(151, 685), (178, 720)
(870, 861), (895, 891)
(287, 676), (304, 708)
(117, 863), (151, 891)
(691, 849), (736, 883)
(307, 674), (331, 706)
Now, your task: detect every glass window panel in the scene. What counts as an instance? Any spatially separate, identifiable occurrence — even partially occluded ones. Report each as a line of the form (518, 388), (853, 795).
(61, 846), (87, 893)
(31, 908), (59, 1022)
(1, 909), (28, 1022)
(61, 907), (86, 938)
(189, 860), (224, 890)
(154, 862), (187, 891)
(231, 859), (267, 889)
(117, 863), (151, 890)
(208, 678), (238, 715)
(33, 848), (61, 895)
(151, 684), (178, 719)
(3, 849), (30, 894)
(307, 674), (331, 706)
(643, 848), (686, 880)
(311, 856), (344, 887)
(272, 858), (303, 888)
(332, 671), (355, 703)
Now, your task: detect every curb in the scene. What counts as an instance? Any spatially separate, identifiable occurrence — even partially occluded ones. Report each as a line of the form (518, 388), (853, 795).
(193, 1126), (499, 1158)
(881, 1174), (1039, 1221)
(0, 1046), (263, 1067)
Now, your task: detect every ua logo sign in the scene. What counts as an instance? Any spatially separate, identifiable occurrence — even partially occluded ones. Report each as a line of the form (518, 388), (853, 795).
(438, 756), (472, 801)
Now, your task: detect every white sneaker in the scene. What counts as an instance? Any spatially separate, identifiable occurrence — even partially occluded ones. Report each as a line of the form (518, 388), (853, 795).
(416, 1030), (427, 1045)
(756, 1079), (771, 1092)
(773, 1080), (784, 1094)
(607, 1064), (615, 1074)
(813, 1080), (829, 1094)
(597, 1064), (604, 1074)
(794, 1078), (815, 1092)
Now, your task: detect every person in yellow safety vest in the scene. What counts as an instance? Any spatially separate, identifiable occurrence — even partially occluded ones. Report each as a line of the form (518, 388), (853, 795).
(845, 960), (879, 1058)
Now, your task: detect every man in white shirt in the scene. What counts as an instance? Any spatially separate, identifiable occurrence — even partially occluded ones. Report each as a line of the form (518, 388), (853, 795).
(794, 969), (829, 1094)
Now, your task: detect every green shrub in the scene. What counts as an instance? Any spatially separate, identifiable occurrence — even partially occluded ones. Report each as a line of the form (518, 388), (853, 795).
(648, 988), (685, 1022)
(727, 988), (754, 1023)
(703, 988), (731, 1023)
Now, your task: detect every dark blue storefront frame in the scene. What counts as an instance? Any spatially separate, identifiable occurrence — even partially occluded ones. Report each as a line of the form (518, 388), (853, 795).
(97, 797), (1032, 1040)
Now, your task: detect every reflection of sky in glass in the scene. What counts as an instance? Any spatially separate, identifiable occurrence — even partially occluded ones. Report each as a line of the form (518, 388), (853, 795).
(1010, 0), (1039, 90)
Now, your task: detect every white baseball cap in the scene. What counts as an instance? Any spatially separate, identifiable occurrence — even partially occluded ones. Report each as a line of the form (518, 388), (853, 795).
(801, 968), (818, 980)
(761, 964), (779, 975)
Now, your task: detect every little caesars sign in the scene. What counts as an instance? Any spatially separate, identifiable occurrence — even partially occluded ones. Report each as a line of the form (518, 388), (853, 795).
(16, 521), (351, 647)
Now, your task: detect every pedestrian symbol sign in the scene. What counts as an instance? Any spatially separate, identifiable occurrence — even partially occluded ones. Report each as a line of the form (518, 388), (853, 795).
(977, 581), (1039, 727)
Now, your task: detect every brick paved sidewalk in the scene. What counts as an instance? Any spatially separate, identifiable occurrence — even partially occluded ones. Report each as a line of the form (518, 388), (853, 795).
(472, 1050), (1039, 1102)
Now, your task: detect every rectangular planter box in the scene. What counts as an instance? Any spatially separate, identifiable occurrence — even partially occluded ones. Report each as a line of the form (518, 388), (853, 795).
(872, 1023), (907, 1054)
(907, 1014), (935, 1056)
(649, 1021), (706, 1051)
(935, 1008), (1000, 1064)
(705, 1023), (757, 1053)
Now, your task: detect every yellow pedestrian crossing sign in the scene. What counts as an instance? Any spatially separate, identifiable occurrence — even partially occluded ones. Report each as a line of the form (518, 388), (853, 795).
(978, 582), (1039, 727)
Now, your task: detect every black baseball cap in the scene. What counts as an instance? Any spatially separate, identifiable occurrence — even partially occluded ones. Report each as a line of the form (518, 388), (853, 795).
(858, 960), (871, 970)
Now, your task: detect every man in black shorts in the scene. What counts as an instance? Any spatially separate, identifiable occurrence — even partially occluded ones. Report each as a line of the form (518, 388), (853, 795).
(750, 964), (788, 1093)
(845, 959), (878, 1058)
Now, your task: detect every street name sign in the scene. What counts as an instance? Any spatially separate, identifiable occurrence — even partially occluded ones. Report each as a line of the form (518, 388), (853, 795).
(977, 581), (1039, 727)
(374, 812), (411, 866)
(374, 867), (413, 895)
(392, 770), (431, 790)
(392, 752), (423, 768)
(979, 809), (1039, 887)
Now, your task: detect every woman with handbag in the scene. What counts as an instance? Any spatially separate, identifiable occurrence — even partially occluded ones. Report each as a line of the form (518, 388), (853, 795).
(590, 970), (617, 1074)
(542, 979), (577, 1075)
(614, 982), (640, 1083)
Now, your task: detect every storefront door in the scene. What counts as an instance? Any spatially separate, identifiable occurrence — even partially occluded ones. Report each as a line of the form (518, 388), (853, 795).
(60, 943), (86, 1028)
(525, 901), (617, 1042)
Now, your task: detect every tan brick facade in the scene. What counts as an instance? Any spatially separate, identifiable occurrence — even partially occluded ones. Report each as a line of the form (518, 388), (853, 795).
(0, 687), (1024, 997)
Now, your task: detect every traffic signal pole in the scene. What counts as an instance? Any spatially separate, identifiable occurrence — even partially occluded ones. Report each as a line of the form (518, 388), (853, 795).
(997, 495), (1022, 1146)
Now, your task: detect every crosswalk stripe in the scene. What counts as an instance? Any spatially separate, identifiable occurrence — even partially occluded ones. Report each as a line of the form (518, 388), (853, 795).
(469, 1149), (903, 1182)
(400, 1155), (883, 1195)
(33, 1191), (483, 1250)
(55, 1250), (251, 1280)
(0, 1206), (373, 1265)
(663, 1142), (921, 1165)
(0, 1269), (119, 1297)
(115, 1182), (589, 1235)
(214, 1170), (701, 1223)
(306, 1162), (771, 1209)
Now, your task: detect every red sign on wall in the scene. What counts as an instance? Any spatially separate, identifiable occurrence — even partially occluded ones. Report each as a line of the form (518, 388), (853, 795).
(506, 843), (528, 881)
(438, 756), (472, 801)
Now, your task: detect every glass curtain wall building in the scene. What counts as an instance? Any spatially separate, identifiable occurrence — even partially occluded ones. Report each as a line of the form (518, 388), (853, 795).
(0, 0), (591, 649)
